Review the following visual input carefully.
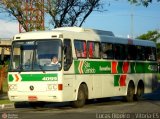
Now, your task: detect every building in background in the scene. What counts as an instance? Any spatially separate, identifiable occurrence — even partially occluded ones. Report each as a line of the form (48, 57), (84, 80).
(0, 39), (12, 65)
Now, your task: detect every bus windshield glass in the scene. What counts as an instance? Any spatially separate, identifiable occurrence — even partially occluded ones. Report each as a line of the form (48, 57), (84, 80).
(10, 39), (62, 71)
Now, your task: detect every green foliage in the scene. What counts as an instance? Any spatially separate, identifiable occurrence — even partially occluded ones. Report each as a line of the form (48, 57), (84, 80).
(137, 30), (160, 42)
(128, 0), (160, 7)
(157, 43), (160, 59)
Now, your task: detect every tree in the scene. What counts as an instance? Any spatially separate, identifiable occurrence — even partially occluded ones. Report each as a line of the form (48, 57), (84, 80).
(128, 0), (160, 7)
(137, 30), (160, 60)
(0, 0), (103, 31)
(0, 0), (26, 31)
(0, 0), (44, 32)
(45, 0), (103, 28)
(137, 30), (160, 42)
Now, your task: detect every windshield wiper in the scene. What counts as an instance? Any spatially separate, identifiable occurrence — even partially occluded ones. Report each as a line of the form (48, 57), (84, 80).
(38, 64), (45, 73)
(18, 64), (23, 73)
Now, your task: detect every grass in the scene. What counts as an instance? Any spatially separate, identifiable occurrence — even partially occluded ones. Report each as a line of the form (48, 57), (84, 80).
(2, 78), (8, 93)
(0, 99), (13, 104)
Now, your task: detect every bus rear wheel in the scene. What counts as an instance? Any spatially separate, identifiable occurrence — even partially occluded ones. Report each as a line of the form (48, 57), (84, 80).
(125, 81), (135, 102)
(134, 82), (144, 101)
(71, 85), (86, 108)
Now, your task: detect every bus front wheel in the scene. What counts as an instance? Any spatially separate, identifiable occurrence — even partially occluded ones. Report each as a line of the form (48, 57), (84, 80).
(71, 84), (86, 108)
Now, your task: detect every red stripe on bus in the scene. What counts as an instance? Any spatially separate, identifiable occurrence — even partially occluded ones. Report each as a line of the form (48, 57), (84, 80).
(112, 61), (118, 74)
(123, 62), (129, 73)
(119, 75), (126, 86)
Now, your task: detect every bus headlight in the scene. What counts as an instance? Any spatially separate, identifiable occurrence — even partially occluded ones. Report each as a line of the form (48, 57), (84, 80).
(8, 84), (17, 91)
(47, 84), (57, 91)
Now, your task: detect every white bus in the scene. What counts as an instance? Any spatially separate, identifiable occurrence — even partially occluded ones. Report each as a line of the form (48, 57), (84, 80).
(8, 27), (158, 108)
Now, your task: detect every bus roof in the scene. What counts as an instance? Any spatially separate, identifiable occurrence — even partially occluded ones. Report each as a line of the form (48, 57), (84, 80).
(100, 36), (156, 47)
(54, 27), (115, 36)
(13, 27), (114, 41)
(13, 27), (156, 47)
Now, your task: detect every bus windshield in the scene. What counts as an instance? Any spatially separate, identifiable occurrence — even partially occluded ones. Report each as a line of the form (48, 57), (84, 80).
(10, 39), (62, 71)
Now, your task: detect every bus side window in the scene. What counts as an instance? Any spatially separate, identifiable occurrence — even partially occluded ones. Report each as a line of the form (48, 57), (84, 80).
(146, 47), (156, 61)
(64, 39), (72, 71)
(74, 40), (87, 58)
(101, 43), (114, 59)
(152, 47), (157, 60)
(88, 42), (93, 58)
(114, 44), (126, 60)
(136, 46), (146, 60)
(88, 41), (100, 59)
(127, 45), (137, 60)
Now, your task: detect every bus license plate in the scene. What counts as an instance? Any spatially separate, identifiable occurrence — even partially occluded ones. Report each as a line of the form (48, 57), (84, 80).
(28, 96), (37, 101)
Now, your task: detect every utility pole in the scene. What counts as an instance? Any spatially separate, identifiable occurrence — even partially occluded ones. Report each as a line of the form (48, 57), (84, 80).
(130, 4), (134, 38)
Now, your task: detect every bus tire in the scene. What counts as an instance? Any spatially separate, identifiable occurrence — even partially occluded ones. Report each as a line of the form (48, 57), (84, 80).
(125, 81), (135, 102)
(29, 102), (45, 108)
(14, 102), (33, 108)
(71, 84), (86, 108)
(134, 81), (144, 101)
(14, 102), (25, 108)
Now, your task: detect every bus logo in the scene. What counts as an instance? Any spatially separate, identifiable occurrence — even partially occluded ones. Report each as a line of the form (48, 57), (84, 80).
(29, 85), (34, 91)
(12, 74), (22, 82)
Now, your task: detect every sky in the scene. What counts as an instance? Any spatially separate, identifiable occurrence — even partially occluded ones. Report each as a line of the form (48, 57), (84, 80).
(0, 0), (160, 38)
(83, 0), (160, 38)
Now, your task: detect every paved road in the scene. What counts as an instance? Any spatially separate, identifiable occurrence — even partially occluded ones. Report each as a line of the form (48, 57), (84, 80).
(0, 89), (160, 119)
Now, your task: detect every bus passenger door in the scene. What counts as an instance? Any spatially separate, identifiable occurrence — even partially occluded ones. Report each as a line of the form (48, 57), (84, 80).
(63, 39), (75, 101)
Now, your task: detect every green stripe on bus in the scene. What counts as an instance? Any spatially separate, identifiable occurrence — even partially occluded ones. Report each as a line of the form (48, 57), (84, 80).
(74, 60), (157, 74)
(9, 75), (14, 82)
(130, 62), (136, 73)
(117, 62), (123, 73)
(114, 75), (120, 86)
(74, 60), (111, 74)
(8, 74), (58, 82)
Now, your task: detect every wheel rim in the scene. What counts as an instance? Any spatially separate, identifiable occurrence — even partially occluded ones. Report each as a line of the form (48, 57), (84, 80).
(78, 90), (85, 103)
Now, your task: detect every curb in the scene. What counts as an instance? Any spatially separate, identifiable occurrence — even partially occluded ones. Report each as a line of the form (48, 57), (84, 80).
(0, 104), (14, 109)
